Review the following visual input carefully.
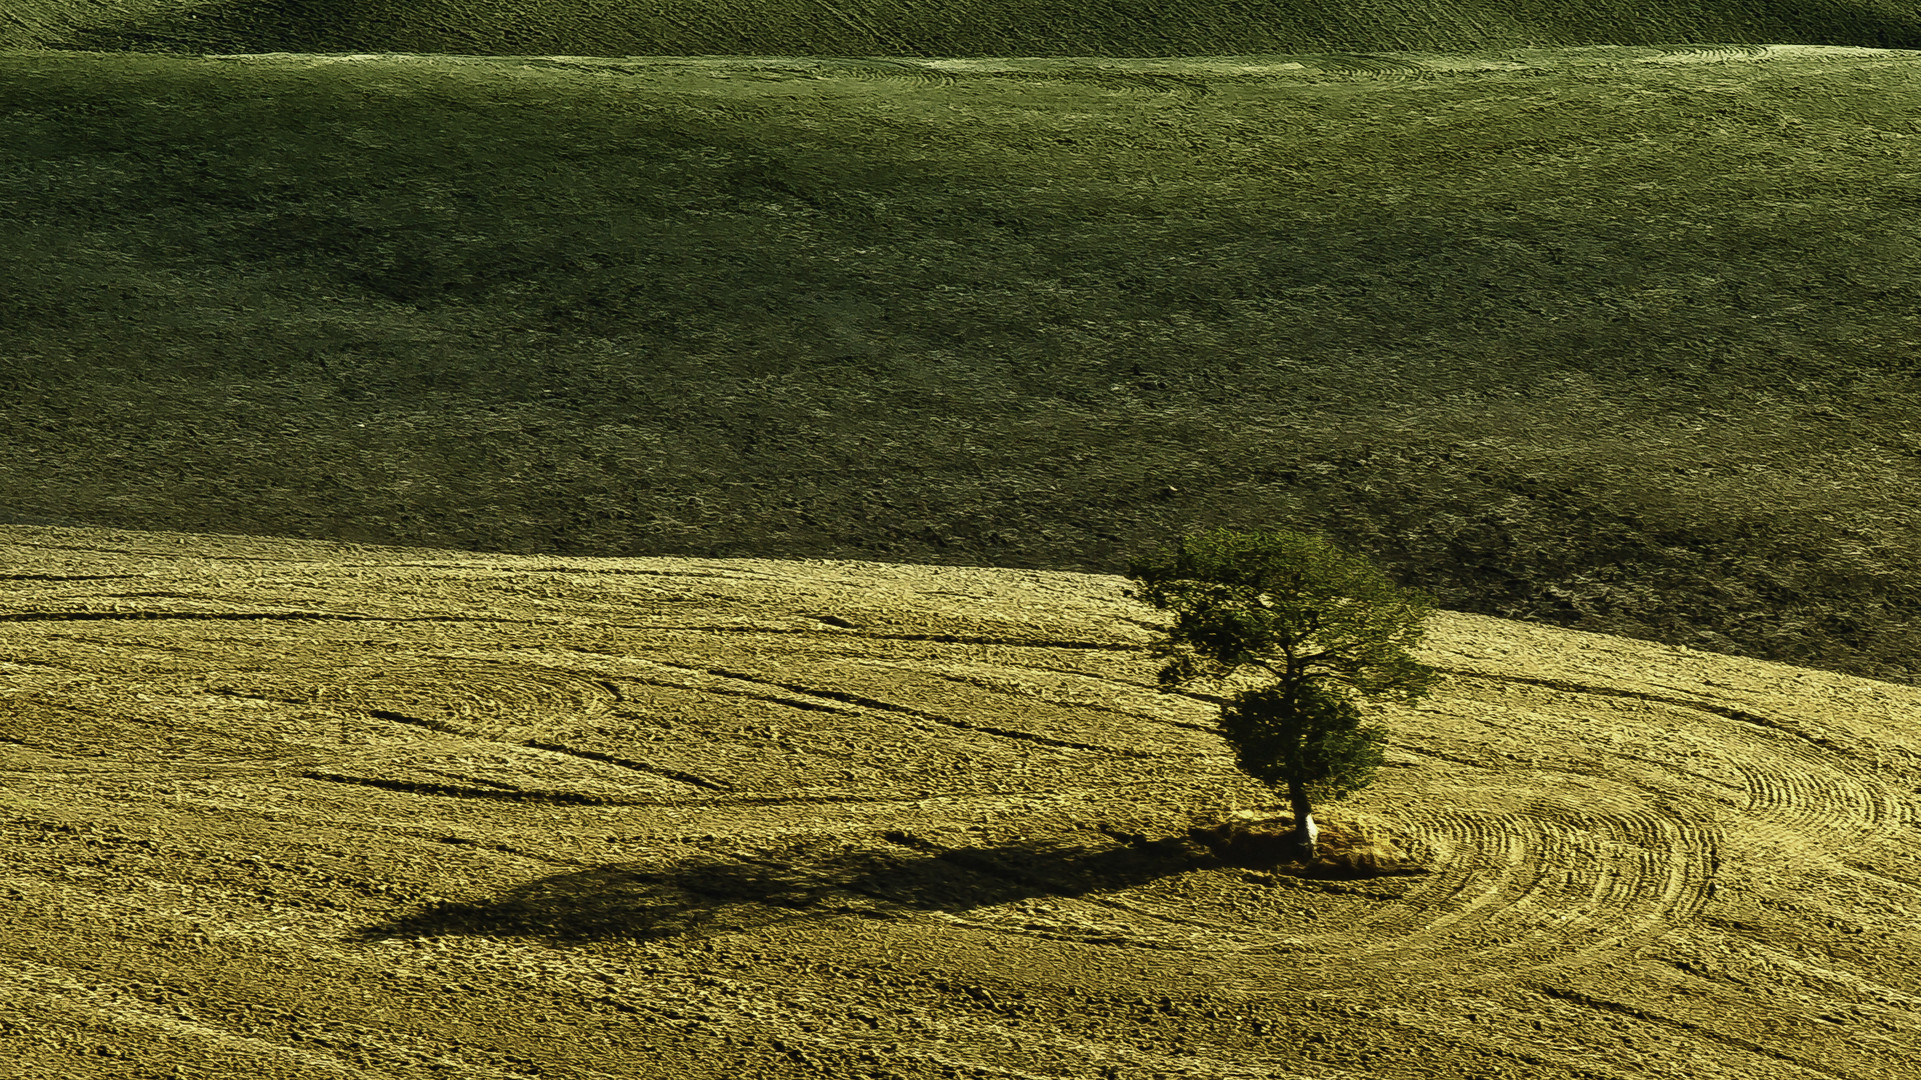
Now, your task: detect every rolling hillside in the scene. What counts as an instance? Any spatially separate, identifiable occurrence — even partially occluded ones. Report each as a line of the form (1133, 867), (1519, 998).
(3, 0), (1919, 55)
(2, 525), (1917, 1077)
(3, 46), (1920, 684)
(5, 5), (1920, 1076)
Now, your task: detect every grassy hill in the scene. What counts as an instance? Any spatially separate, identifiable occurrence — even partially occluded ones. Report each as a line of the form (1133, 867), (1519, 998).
(3, 46), (1920, 685)
(4, 0), (1920, 55)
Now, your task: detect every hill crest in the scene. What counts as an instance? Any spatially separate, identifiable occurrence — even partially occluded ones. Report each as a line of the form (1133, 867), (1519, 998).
(5, 0), (1920, 55)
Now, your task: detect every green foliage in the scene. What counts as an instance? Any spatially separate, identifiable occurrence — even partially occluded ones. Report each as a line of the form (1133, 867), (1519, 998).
(1127, 528), (1440, 702)
(1217, 682), (1388, 804)
(1127, 527), (1436, 811)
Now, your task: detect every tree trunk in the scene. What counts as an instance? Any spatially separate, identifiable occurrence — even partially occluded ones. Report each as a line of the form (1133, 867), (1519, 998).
(1285, 779), (1318, 861)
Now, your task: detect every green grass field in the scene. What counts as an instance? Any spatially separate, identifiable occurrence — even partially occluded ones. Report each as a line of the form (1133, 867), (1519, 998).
(3, 9), (1920, 686)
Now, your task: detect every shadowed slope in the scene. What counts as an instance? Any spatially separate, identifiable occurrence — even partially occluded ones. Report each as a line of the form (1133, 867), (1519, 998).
(4, 48), (1921, 685)
(4, 0), (1920, 55)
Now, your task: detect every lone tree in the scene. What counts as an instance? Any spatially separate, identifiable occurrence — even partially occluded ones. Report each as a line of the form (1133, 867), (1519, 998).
(1126, 528), (1439, 860)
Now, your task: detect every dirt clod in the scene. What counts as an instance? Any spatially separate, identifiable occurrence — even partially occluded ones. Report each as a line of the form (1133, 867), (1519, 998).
(1188, 812), (1428, 878)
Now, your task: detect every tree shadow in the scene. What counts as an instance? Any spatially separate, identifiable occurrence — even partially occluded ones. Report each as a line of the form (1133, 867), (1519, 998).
(352, 828), (1215, 944)
(352, 812), (1437, 945)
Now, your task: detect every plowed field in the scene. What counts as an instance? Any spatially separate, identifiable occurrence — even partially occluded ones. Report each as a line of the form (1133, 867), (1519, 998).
(3, 525), (1918, 1078)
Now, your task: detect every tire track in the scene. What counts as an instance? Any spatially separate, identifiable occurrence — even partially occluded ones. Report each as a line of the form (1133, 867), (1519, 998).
(663, 626), (1146, 651)
(284, 660), (750, 798)
(302, 714), (734, 796)
(1649, 44), (1773, 65)
(1327, 780), (1717, 980)
(1441, 668), (1865, 763)
(1533, 984), (1867, 1080)
(1725, 751), (1900, 881)
(1740, 940), (1921, 1014)
(301, 769), (641, 806)
(920, 669), (1187, 729)
(14, 530), (1916, 1058)
(1251, 677), (1731, 977)
(1336, 803), (1538, 951)
(996, 67), (1211, 99)
(1304, 665), (1904, 983)
(811, 58), (957, 89)
(0, 691), (339, 777)
(0, 609), (464, 624)
(0, 959), (367, 1079)
(1439, 669), (1905, 886)
(520, 740), (733, 792)
(646, 660), (1156, 758)
(0, 573), (145, 583)
(341, 651), (1172, 799)
(307, 659), (617, 743)
(1305, 54), (1435, 81)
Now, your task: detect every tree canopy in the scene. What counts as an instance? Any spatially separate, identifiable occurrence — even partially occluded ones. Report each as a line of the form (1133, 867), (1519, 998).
(1127, 527), (1439, 858)
(1127, 527), (1438, 703)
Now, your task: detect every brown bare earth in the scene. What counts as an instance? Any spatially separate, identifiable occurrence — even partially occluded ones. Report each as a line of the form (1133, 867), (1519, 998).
(3, 525), (1918, 1078)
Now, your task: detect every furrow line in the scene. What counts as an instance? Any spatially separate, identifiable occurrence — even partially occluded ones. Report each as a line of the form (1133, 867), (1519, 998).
(519, 739), (733, 792)
(813, 58), (957, 88)
(665, 626), (1148, 651)
(612, 674), (859, 715)
(1534, 985), (1864, 1080)
(1728, 754), (1894, 871)
(300, 770), (638, 806)
(1650, 44), (1773, 64)
(0, 573), (146, 582)
(1340, 778), (1718, 977)
(666, 663), (1153, 758)
(1306, 54), (1434, 80)
(1439, 669), (1852, 754)
(919, 671), (1171, 725)
(351, 708), (728, 792)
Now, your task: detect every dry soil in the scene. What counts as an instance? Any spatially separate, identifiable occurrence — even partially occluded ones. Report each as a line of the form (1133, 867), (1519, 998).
(2, 525), (1918, 1078)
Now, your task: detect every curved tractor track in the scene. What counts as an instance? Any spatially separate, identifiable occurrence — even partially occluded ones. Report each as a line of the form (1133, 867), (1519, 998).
(2, 526), (1918, 1079)
(193, 43), (1921, 94)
